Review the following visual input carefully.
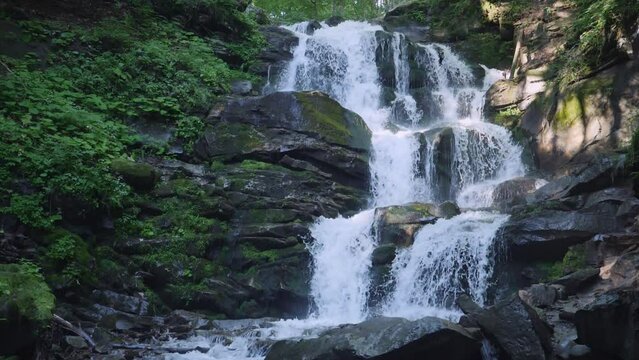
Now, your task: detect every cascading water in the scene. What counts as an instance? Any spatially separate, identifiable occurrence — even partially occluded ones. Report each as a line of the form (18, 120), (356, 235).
(172, 20), (527, 360)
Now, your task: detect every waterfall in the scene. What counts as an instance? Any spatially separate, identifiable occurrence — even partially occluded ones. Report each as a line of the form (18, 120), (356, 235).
(381, 211), (510, 320)
(275, 21), (524, 323)
(171, 20), (526, 360)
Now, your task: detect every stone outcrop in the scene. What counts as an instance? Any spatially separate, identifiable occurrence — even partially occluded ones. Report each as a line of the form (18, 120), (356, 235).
(458, 294), (552, 360)
(265, 316), (481, 360)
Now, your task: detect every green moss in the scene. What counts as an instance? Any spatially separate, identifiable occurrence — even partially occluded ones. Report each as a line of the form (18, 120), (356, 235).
(239, 160), (279, 171)
(242, 209), (299, 224)
(207, 122), (266, 157)
(240, 244), (280, 262)
(111, 159), (157, 182)
(0, 262), (55, 324)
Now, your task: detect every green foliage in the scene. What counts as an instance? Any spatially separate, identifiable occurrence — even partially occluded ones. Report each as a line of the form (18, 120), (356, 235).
(494, 107), (522, 128)
(176, 116), (205, 150)
(254, 0), (384, 22)
(0, 0), (260, 229)
(0, 262), (55, 324)
(541, 245), (587, 281)
(457, 32), (514, 69)
(552, 0), (639, 86)
(425, 0), (482, 35)
(1, 194), (61, 229)
(43, 229), (95, 289)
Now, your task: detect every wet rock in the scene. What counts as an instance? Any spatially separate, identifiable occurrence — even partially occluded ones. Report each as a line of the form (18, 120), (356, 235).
(371, 244), (397, 266)
(502, 187), (634, 261)
(531, 156), (624, 202)
(230, 80), (253, 95)
(164, 310), (213, 331)
(265, 316), (481, 360)
(493, 177), (540, 211)
(92, 290), (149, 316)
(248, 250), (312, 318)
(458, 294), (552, 360)
(518, 284), (557, 308)
(251, 26), (299, 77)
(374, 202), (457, 246)
(574, 289), (639, 360)
(380, 2), (430, 42)
(187, 277), (256, 317)
(550, 268), (599, 295)
(65, 336), (88, 349)
(325, 16), (344, 27)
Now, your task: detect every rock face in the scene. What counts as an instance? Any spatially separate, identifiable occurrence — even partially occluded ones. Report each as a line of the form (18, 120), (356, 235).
(501, 158), (639, 261)
(484, 1), (639, 175)
(250, 26), (299, 77)
(458, 294), (552, 360)
(574, 289), (639, 360)
(265, 316), (481, 360)
(492, 177), (541, 211)
(195, 91), (372, 190)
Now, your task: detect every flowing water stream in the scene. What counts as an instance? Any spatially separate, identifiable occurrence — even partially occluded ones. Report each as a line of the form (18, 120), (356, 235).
(169, 20), (528, 359)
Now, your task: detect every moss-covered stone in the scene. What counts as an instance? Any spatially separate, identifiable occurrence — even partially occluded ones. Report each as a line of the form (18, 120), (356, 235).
(293, 92), (372, 150)
(553, 75), (614, 129)
(0, 263), (55, 355)
(42, 228), (95, 290)
(111, 158), (158, 191)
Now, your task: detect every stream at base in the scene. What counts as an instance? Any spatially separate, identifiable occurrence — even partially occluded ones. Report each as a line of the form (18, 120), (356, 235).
(166, 20), (530, 359)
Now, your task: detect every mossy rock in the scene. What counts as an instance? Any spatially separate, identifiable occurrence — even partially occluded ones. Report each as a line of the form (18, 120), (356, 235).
(552, 75), (614, 129)
(42, 228), (95, 290)
(111, 159), (158, 191)
(0, 263), (55, 355)
(293, 92), (372, 150)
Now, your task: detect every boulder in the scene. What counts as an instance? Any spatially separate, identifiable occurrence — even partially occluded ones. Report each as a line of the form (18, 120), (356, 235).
(493, 177), (541, 211)
(530, 156), (624, 202)
(374, 202), (459, 246)
(371, 244), (397, 266)
(518, 284), (557, 308)
(574, 289), (639, 360)
(265, 316), (481, 360)
(247, 250), (312, 318)
(110, 159), (158, 191)
(250, 26), (299, 77)
(380, 2), (431, 42)
(324, 16), (344, 27)
(458, 294), (552, 360)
